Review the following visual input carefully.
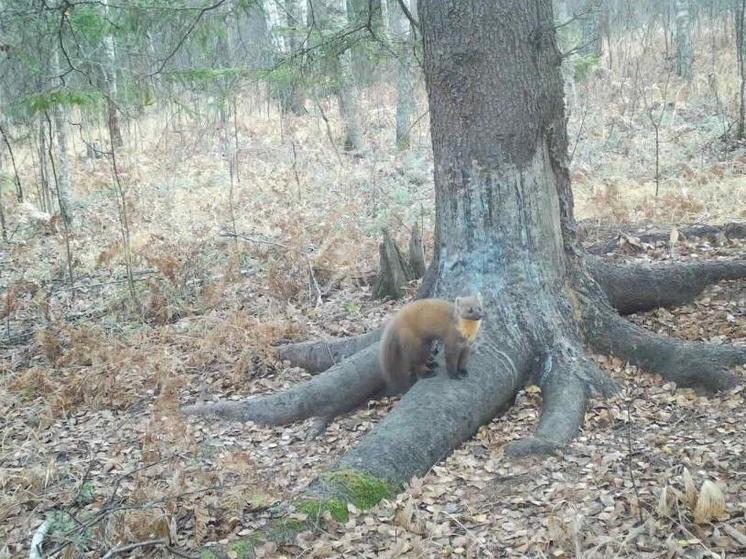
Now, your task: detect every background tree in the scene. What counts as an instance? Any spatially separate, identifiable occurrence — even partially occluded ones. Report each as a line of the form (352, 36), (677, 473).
(675, 0), (694, 80)
(386, 0), (417, 150)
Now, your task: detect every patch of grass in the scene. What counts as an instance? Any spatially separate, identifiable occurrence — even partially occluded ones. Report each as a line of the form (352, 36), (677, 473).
(297, 497), (349, 522)
(323, 468), (398, 510)
(229, 538), (255, 559)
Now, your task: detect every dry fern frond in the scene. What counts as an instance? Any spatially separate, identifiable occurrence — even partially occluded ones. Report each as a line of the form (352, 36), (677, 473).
(693, 480), (726, 524)
(656, 485), (672, 517)
(682, 468), (697, 508)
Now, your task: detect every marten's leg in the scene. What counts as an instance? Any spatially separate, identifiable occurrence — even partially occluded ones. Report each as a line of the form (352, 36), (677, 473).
(413, 342), (435, 379)
(424, 342), (440, 374)
(444, 342), (460, 379)
(456, 346), (471, 378)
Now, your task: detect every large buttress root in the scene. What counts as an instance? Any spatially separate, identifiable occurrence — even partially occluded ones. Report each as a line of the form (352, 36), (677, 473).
(277, 330), (382, 373)
(584, 305), (745, 392)
(504, 355), (598, 457)
(330, 327), (533, 481)
(588, 257), (746, 315)
(183, 344), (383, 425)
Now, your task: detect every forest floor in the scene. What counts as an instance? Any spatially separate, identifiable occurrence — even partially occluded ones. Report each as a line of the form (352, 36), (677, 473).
(2, 232), (744, 558)
(2, 38), (746, 558)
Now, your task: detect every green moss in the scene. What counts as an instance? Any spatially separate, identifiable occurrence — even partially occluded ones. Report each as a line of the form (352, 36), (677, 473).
(324, 469), (396, 509)
(200, 551), (220, 559)
(297, 497), (349, 523)
(229, 539), (254, 559)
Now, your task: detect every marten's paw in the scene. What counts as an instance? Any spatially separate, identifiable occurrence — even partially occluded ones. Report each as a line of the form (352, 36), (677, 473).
(456, 368), (468, 378)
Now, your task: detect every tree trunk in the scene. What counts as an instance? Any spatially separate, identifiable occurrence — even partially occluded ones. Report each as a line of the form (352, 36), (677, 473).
(387, 0), (416, 150)
(185, 0), (746, 536)
(737, 0), (746, 139)
(336, 50), (365, 152)
(578, 0), (602, 57)
(0, 162), (7, 240)
(282, 0), (307, 115)
(675, 0), (693, 81)
(49, 46), (74, 225)
(102, 0), (123, 147)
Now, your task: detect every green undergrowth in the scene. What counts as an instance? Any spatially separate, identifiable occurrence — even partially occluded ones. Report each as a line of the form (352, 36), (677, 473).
(197, 468), (398, 555)
(301, 468), (398, 522)
(200, 536), (259, 559)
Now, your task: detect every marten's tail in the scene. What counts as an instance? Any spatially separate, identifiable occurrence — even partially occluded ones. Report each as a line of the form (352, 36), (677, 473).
(379, 325), (410, 394)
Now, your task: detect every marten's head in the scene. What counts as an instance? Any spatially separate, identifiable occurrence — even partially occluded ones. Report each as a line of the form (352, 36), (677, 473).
(454, 293), (482, 321)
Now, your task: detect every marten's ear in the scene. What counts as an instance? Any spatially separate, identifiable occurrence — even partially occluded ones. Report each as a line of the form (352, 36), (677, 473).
(454, 296), (462, 307)
(475, 292), (483, 305)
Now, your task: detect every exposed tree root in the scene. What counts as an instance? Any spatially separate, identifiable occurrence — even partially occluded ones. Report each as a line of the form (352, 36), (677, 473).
(505, 356), (595, 457)
(183, 344), (383, 426)
(277, 330), (381, 373)
(320, 326), (534, 481)
(588, 257), (746, 314)
(582, 221), (746, 255)
(584, 305), (744, 392)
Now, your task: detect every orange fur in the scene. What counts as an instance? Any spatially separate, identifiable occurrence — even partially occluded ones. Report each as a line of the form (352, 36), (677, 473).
(379, 295), (482, 392)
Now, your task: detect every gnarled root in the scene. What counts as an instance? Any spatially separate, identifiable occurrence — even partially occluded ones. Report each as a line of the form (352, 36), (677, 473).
(505, 350), (615, 457)
(334, 326), (533, 480)
(584, 305), (744, 392)
(183, 344), (383, 426)
(588, 257), (746, 314)
(277, 330), (381, 373)
(583, 221), (746, 255)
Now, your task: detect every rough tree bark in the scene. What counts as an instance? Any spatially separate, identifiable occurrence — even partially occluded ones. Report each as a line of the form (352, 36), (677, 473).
(184, 0), (745, 530)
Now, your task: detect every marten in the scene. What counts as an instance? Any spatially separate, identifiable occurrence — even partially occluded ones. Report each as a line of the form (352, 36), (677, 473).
(379, 295), (483, 392)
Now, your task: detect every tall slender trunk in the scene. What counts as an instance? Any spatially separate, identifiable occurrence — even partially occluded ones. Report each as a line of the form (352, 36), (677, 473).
(674, 0), (693, 81)
(388, 0), (416, 150)
(283, 0), (307, 115)
(336, 51), (364, 152)
(0, 157), (7, 240)
(50, 50), (73, 224)
(102, 0), (123, 147)
(334, 0), (364, 152)
(37, 120), (51, 213)
(737, 0), (746, 139)
(0, 122), (24, 201)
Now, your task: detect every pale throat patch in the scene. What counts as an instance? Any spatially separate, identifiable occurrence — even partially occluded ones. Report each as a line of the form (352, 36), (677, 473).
(458, 318), (482, 342)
